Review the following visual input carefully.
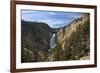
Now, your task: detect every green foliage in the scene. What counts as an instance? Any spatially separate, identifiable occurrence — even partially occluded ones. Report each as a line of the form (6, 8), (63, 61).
(21, 48), (35, 62)
(50, 43), (69, 61)
(50, 43), (62, 61)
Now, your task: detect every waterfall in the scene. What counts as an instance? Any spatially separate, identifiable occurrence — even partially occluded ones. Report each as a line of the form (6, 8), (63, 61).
(50, 34), (56, 49)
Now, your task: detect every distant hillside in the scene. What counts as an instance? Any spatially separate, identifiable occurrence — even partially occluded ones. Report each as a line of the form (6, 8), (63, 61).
(21, 20), (54, 62)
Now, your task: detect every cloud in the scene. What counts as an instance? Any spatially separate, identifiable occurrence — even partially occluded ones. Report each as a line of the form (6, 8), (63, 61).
(49, 12), (56, 15)
(39, 19), (72, 28)
(21, 10), (83, 28)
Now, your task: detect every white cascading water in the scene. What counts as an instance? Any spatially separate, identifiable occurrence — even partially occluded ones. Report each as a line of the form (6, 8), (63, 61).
(50, 34), (56, 49)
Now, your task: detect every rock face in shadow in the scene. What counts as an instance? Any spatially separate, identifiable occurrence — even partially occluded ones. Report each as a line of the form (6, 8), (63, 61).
(21, 20), (54, 62)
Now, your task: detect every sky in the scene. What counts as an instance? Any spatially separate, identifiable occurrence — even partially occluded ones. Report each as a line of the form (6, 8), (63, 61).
(21, 10), (83, 28)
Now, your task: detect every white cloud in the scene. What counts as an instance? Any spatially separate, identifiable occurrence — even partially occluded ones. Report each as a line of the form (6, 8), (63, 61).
(49, 12), (56, 15)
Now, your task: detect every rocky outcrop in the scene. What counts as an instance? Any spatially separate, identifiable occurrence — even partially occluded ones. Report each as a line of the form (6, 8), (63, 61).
(57, 14), (89, 49)
(56, 13), (90, 60)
